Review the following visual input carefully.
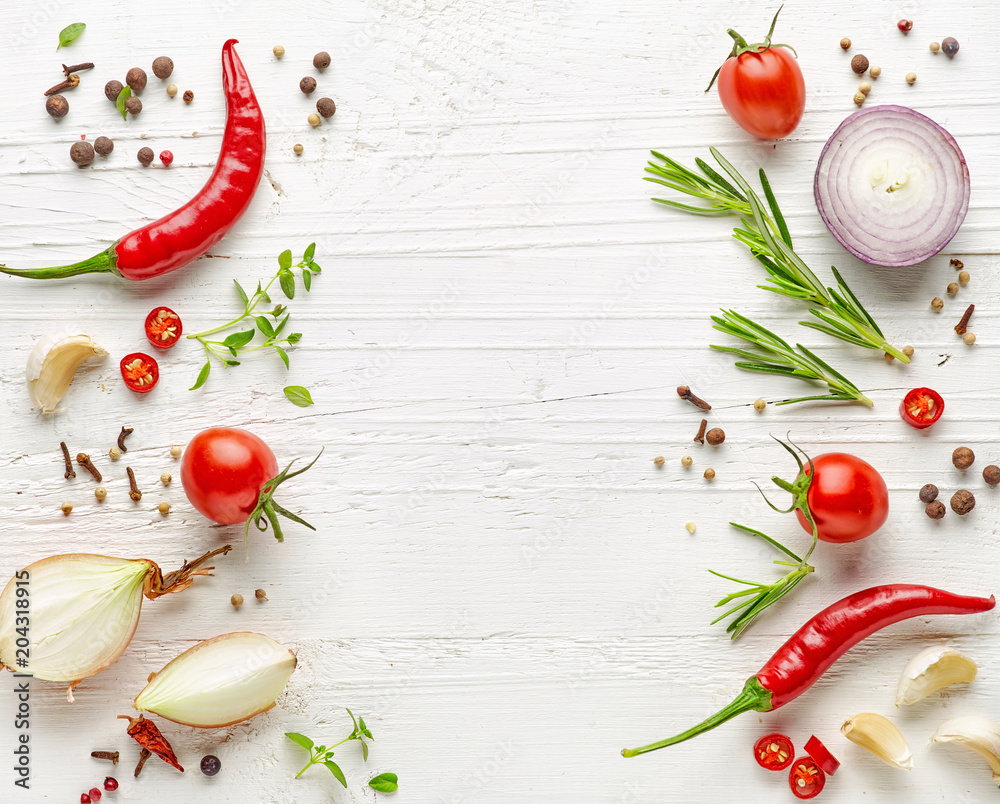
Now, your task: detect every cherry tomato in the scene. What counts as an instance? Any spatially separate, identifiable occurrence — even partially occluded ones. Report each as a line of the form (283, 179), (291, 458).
(804, 735), (840, 776)
(717, 47), (805, 139)
(754, 733), (794, 771)
(794, 453), (889, 543)
(899, 387), (944, 429)
(145, 306), (183, 349)
(789, 756), (825, 798)
(120, 353), (159, 394)
(180, 428), (278, 525)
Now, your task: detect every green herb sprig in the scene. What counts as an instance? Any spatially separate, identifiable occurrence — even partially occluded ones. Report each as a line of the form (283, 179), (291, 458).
(645, 147), (909, 362)
(57, 23), (86, 49)
(189, 244), (320, 391)
(286, 708), (373, 786)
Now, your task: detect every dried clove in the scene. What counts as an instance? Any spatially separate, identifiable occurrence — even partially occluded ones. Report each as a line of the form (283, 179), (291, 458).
(76, 453), (102, 482)
(676, 385), (712, 410)
(693, 418), (708, 444)
(954, 304), (975, 336)
(126, 467), (142, 502)
(44, 74), (80, 96)
(91, 750), (119, 765)
(62, 62), (94, 77)
(134, 748), (152, 778)
(60, 441), (76, 479)
(950, 258), (965, 270)
(118, 426), (134, 453)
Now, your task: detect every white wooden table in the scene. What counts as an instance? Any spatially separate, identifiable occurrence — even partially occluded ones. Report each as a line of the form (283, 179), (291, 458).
(1, 1), (997, 801)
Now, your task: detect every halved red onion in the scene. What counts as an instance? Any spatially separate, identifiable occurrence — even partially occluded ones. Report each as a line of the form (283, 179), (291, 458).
(814, 105), (970, 268)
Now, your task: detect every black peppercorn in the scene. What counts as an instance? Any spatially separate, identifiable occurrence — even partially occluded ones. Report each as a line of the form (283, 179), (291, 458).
(950, 489), (975, 515)
(70, 141), (95, 166)
(152, 56), (174, 79)
(200, 755), (221, 776)
(183, 89), (194, 103)
(137, 147), (154, 166)
(313, 51), (331, 70)
(126, 67), (147, 93)
(953, 446), (975, 470)
(941, 37), (960, 58)
(705, 428), (725, 446)
(105, 80), (124, 103)
(851, 54), (869, 74)
(124, 96), (142, 116)
(925, 501), (946, 520)
(316, 97), (336, 118)
(918, 483), (939, 503)
(94, 136), (114, 156)
(984, 465), (1000, 486)
(300, 76), (317, 95)
(45, 95), (69, 119)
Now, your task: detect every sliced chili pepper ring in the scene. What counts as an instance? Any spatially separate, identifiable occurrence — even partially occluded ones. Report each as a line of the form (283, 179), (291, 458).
(120, 352), (160, 394)
(804, 735), (840, 776)
(753, 732), (794, 771)
(899, 387), (944, 430)
(145, 306), (183, 348)
(789, 756), (826, 799)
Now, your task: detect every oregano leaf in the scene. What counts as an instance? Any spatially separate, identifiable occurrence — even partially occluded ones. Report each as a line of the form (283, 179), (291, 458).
(361, 739), (369, 762)
(278, 249), (293, 271)
(287, 332), (302, 344)
(255, 316), (275, 337)
(303, 242), (316, 263)
(284, 386), (314, 407)
(189, 361), (211, 391)
(279, 270), (296, 300)
(324, 761), (348, 788)
(369, 772), (399, 793)
(57, 22), (86, 49)
(275, 345), (290, 369)
(309, 261), (322, 273)
(115, 86), (132, 121)
(223, 329), (256, 349)
(234, 279), (249, 307)
(284, 733), (314, 751)
(302, 269), (312, 292)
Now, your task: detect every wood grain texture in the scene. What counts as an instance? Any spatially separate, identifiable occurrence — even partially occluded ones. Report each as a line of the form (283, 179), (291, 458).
(0, 1), (998, 801)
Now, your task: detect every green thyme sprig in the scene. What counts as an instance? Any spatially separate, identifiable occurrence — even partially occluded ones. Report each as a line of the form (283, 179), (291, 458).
(188, 244), (320, 390)
(286, 708), (373, 786)
(644, 147), (909, 362)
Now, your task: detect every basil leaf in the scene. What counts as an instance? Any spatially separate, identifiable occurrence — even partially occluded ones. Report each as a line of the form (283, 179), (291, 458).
(368, 772), (398, 793)
(57, 22), (86, 50)
(284, 732), (314, 751)
(275, 345), (290, 369)
(278, 249), (293, 271)
(115, 86), (131, 120)
(189, 361), (211, 391)
(222, 329), (256, 349)
(324, 760), (348, 788)
(303, 242), (316, 263)
(284, 386), (313, 407)
(255, 316), (275, 337)
(279, 270), (296, 300)
(234, 279), (249, 307)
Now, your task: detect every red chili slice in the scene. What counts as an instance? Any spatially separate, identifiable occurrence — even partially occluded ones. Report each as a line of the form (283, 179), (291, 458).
(804, 735), (839, 776)
(789, 756), (826, 799)
(120, 353), (159, 394)
(145, 306), (183, 349)
(753, 733), (794, 771)
(899, 387), (944, 429)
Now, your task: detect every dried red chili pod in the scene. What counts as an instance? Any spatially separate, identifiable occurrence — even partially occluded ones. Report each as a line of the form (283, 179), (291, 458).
(789, 756), (825, 798)
(145, 306), (183, 348)
(754, 733), (794, 770)
(118, 714), (184, 772)
(120, 352), (159, 393)
(804, 735), (839, 776)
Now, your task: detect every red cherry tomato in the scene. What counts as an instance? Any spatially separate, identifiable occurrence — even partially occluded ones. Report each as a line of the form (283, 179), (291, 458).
(789, 756), (826, 799)
(717, 47), (805, 139)
(144, 306), (183, 348)
(754, 733), (794, 771)
(180, 427), (279, 525)
(793, 453), (889, 543)
(120, 352), (159, 394)
(804, 735), (840, 776)
(899, 387), (944, 429)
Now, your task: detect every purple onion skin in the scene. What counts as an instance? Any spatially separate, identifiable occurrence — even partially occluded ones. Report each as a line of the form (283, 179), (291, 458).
(813, 105), (970, 268)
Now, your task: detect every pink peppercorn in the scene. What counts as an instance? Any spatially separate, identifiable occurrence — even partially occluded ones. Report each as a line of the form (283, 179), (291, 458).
(89, 789), (103, 802)
(104, 777), (119, 791)
(159, 150), (174, 167)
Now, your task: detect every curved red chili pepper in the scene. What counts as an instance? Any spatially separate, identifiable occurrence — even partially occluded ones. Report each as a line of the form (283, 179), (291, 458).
(118, 713), (184, 772)
(0, 39), (264, 282)
(621, 584), (994, 757)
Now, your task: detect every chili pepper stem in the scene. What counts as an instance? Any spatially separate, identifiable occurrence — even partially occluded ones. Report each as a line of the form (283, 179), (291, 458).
(0, 247), (120, 280)
(622, 676), (772, 757)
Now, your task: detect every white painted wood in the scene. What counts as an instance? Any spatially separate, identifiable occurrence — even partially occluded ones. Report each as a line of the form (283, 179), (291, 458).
(0, 1), (997, 801)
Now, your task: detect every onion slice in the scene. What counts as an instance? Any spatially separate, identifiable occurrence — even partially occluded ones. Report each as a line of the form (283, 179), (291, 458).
(814, 105), (970, 267)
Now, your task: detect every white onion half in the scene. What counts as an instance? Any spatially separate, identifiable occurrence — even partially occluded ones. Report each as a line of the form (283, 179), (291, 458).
(814, 105), (970, 267)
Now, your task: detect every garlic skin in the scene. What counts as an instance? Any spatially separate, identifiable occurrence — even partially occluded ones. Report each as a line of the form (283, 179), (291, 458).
(26, 332), (107, 412)
(896, 645), (977, 706)
(841, 712), (913, 770)
(931, 716), (1000, 787)
(134, 632), (296, 728)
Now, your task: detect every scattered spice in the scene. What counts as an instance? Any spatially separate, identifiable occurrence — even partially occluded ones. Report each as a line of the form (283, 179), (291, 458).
(906, 72), (917, 84)
(931, 297), (944, 311)
(942, 37), (959, 58)
(45, 95), (69, 118)
(255, 588), (268, 601)
(44, 73), (80, 96)
(653, 455), (665, 467)
(126, 467), (142, 502)
(273, 45), (285, 59)
(137, 147), (154, 166)
(133, 748), (152, 778)
(930, 41), (941, 53)
(94, 136), (113, 156)
(124, 96), (142, 116)
(126, 68), (147, 93)
(95, 486), (107, 501)
(61, 501), (73, 516)
(897, 19), (913, 33)
(76, 453), (102, 482)
(685, 521), (696, 534)
(108, 446), (122, 461)
(104, 80), (123, 103)
(60, 441), (76, 479)
(958, 270), (970, 285)
(119, 714), (184, 772)
(300, 76), (317, 95)
(953, 447), (975, 470)
(951, 489), (975, 515)
(754, 398), (766, 412)
(884, 351), (895, 362)
(313, 51), (331, 70)
(161, 472), (172, 485)
(201, 755), (222, 776)
(166, 84), (178, 97)
(293, 143), (304, 155)
(869, 65), (881, 79)
(158, 502), (170, 515)
(118, 426), (133, 452)
(706, 428), (726, 446)
(703, 468), (716, 480)
(231, 593), (244, 609)
(103, 778), (118, 791)
(70, 141), (95, 166)
(947, 282), (959, 296)
(964, 332), (977, 345)
(307, 112), (321, 127)
(91, 751), (119, 765)
(152, 57), (174, 80)
(159, 150), (174, 167)
(694, 418), (708, 444)
(840, 37), (851, 50)
(170, 444), (183, 459)
(183, 89), (194, 103)
(681, 455), (693, 468)
(853, 91), (865, 106)
(902, 345), (915, 357)
(851, 54), (869, 74)
(88, 787), (102, 802)
(925, 501), (946, 520)
(955, 304), (975, 335)
(950, 258), (964, 269)
(919, 484), (939, 503)
(983, 465), (1000, 486)
(316, 97), (336, 118)
(676, 385), (711, 410)
(858, 81), (872, 95)
(62, 62), (94, 77)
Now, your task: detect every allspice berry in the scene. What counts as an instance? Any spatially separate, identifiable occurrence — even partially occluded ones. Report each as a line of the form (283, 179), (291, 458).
(950, 489), (975, 515)
(851, 54), (869, 74)
(273, 45), (285, 59)
(152, 57), (174, 80)
(925, 501), (946, 520)
(46, 94), (69, 118)
(947, 282), (959, 296)
(124, 96), (142, 116)
(316, 97), (336, 118)
(300, 76), (317, 95)
(137, 147), (154, 166)
(255, 589), (268, 601)
(105, 79), (124, 103)
(931, 297), (944, 311)
(70, 141), (95, 166)
(126, 67), (147, 93)
(703, 468), (716, 480)
(313, 51), (331, 70)
(183, 89), (194, 103)
(840, 37), (852, 50)
(984, 465), (1000, 486)
(919, 483), (939, 503)
(705, 428), (725, 446)
(231, 593), (244, 609)
(94, 136), (114, 156)
(953, 446), (975, 470)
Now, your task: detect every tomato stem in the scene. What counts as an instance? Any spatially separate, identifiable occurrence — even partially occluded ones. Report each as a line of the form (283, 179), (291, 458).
(244, 449), (324, 550)
(705, 5), (798, 92)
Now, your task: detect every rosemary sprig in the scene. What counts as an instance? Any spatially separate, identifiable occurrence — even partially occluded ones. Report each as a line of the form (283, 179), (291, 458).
(645, 147), (909, 362)
(711, 309), (873, 406)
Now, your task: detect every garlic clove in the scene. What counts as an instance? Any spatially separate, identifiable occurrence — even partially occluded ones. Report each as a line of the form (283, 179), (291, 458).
(930, 716), (1000, 787)
(134, 631), (296, 728)
(26, 332), (107, 412)
(896, 645), (977, 706)
(841, 712), (913, 770)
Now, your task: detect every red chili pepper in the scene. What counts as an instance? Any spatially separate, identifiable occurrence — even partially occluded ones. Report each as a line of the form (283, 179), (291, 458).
(753, 732), (794, 770)
(899, 387), (944, 429)
(804, 735), (839, 776)
(145, 306), (183, 348)
(0, 40), (264, 282)
(789, 756), (825, 798)
(118, 714), (184, 772)
(621, 585), (994, 757)
(121, 352), (159, 393)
